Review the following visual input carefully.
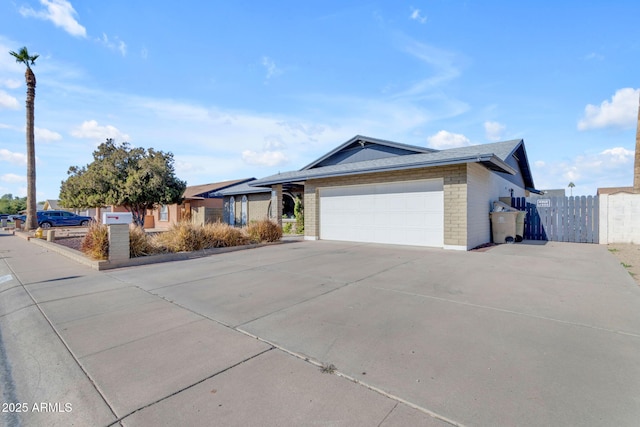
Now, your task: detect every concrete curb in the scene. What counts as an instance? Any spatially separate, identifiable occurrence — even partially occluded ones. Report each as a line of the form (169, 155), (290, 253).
(16, 232), (288, 271)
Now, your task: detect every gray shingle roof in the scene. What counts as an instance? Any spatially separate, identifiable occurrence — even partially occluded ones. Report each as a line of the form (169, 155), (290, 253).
(251, 139), (525, 187)
(214, 180), (271, 196)
(301, 134), (437, 170)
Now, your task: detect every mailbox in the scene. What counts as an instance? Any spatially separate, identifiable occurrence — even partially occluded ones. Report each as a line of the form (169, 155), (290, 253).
(102, 212), (133, 225)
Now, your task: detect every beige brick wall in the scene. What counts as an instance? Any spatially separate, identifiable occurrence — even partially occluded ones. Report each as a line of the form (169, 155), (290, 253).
(304, 165), (468, 246)
(248, 193), (271, 222)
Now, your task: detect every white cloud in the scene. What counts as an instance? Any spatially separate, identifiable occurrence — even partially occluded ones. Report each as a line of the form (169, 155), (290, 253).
(71, 120), (130, 142)
(261, 56), (282, 80)
(484, 121), (506, 141)
(427, 130), (470, 149)
(600, 147), (634, 163)
(242, 150), (288, 167)
(20, 0), (87, 38)
(1, 79), (21, 89)
(532, 146), (634, 195)
(0, 173), (26, 183)
(578, 87), (640, 130)
(97, 33), (127, 56)
(35, 127), (62, 142)
(392, 36), (462, 102)
(410, 8), (427, 24)
(0, 148), (27, 165)
(0, 90), (19, 109)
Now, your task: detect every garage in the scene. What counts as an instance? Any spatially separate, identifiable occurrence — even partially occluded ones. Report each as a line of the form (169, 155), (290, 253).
(319, 179), (444, 247)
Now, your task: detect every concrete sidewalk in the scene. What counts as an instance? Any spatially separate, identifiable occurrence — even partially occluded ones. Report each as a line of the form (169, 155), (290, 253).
(0, 231), (448, 427)
(2, 230), (640, 426)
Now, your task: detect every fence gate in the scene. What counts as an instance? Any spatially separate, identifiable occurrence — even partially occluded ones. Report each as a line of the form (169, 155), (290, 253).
(511, 196), (599, 243)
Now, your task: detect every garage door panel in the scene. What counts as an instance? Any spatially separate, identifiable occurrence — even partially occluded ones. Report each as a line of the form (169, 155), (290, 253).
(319, 179), (444, 247)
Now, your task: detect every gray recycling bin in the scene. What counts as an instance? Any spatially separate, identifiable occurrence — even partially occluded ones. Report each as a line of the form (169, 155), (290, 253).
(490, 211), (519, 244)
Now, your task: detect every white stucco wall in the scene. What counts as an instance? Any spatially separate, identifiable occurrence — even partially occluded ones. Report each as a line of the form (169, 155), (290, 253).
(599, 193), (640, 244)
(466, 163), (526, 249)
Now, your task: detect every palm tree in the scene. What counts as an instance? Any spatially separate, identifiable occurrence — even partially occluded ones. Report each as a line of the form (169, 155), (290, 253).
(568, 182), (575, 197)
(10, 47), (39, 230)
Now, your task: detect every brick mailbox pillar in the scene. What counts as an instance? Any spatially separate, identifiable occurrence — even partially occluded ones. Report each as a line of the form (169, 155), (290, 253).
(103, 212), (133, 262)
(108, 224), (130, 262)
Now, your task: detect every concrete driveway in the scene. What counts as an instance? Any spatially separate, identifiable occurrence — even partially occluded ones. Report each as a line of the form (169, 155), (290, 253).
(2, 233), (640, 426)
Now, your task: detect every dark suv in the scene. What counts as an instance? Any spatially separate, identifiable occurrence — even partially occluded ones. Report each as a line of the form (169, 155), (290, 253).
(17, 210), (93, 228)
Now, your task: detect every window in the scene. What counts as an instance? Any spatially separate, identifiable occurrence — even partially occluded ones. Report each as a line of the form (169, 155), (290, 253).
(160, 205), (169, 221)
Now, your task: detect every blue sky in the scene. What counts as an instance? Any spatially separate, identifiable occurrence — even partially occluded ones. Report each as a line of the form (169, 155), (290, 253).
(1, 0), (639, 200)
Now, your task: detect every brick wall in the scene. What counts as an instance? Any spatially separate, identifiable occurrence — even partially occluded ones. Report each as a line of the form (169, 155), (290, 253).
(247, 193), (271, 222)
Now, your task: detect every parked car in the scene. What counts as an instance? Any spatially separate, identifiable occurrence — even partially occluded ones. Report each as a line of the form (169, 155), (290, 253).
(0, 213), (8, 220)
(16, 210), (93, 228)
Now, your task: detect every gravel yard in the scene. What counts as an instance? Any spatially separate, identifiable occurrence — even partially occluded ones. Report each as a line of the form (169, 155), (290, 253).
(607, 243), (640, 286)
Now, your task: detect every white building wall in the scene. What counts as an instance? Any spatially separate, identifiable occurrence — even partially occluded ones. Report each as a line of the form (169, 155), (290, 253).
(599, 193), (640, 244)
(466, 163), (526, 249)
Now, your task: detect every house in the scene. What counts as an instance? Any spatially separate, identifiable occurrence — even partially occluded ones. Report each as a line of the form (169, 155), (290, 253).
(249, 135), (538, 250)
(43, 199), (62, 210)
(215, 179), (303, 227)
(146, 178), (253, 229)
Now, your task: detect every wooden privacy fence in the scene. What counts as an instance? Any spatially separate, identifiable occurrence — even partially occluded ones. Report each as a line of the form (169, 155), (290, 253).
(511, 196), (599, 243)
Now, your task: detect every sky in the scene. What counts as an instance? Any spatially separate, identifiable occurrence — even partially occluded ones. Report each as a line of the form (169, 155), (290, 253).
(1, 0), (639, 200)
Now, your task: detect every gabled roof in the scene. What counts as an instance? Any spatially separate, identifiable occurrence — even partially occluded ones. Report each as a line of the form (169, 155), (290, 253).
(214, 179), (271, 196)
(251, 138), (536, 189)
(184, 178), (254, 199)
(301, 135), (436, 170)
(44, 199), (61, 210)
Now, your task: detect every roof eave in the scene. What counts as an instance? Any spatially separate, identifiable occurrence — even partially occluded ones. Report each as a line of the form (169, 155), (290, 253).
(251, 155), (516, 187)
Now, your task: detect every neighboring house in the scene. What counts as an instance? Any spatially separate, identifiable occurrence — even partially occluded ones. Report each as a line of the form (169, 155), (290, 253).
(146, 179), (254, 229)
(249, 135), (539, 250)
(43, 199), (62, 210)
(597, 186), (634, 195)
(215, 179), (303, 227)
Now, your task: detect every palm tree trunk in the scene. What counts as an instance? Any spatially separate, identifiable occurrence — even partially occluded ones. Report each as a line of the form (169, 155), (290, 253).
(25, 67), (37, 230)
(634, 92), (640, 192)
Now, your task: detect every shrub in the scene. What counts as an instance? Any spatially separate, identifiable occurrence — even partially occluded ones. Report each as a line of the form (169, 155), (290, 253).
(203, 221), (250, 248)
(151, 221), (251, 252)
(152, 221), (206, 252)
(294, 196), (304, 233)
(81, 222), (109, 260)
(246, 219), (282, 243)
(129, 225), (162, 257)
(282, 222), (293, 234)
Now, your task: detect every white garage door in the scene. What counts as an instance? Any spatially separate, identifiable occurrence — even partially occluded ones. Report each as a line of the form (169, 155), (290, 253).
(319, 179), (444, 247)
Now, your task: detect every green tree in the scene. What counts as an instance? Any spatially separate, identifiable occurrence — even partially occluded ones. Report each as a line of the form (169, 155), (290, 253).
(294, 195), (304, 233)
(9, 47), (39, 230)
(0, 194), (27, 215)
(60, 139), (187, 227)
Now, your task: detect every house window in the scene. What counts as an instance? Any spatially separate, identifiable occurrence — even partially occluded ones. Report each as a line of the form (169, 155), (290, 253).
(160, 205), (169, 221)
